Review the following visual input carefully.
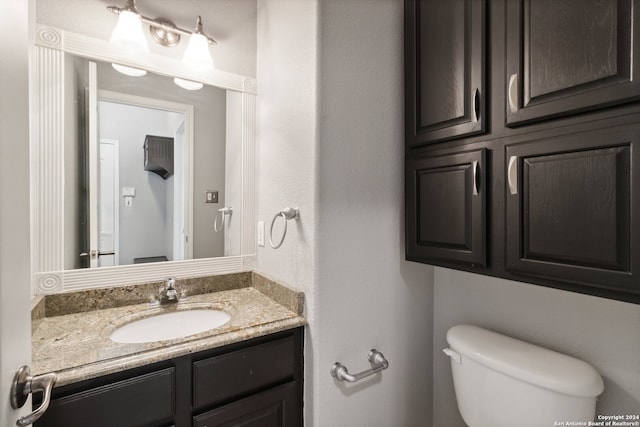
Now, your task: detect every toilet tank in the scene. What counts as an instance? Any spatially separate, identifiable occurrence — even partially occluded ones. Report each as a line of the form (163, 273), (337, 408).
(444, 325), (604, 427)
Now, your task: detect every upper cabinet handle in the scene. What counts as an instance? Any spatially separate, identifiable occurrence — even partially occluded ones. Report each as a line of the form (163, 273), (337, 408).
(472, 160), (480, 195)
(508, 73), (519, 113)
(507, 156), (518, 195)
(473, 88), (480, 122)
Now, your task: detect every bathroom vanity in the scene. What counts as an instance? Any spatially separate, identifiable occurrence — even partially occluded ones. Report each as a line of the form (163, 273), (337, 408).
(35, 328), (303, 427)
(30, 275), (305, 427)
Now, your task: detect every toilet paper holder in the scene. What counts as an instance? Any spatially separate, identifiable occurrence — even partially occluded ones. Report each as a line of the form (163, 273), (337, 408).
(330, 349), (389, 383)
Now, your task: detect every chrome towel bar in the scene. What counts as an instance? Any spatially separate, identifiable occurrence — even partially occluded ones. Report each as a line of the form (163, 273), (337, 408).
(330, 349), (389, 383)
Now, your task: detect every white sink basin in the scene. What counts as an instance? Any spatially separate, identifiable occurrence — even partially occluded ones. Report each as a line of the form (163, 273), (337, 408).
(110, 309), (231, 343)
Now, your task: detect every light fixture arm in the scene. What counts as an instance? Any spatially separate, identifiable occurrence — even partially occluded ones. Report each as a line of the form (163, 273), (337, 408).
(107, 3), (217, 45)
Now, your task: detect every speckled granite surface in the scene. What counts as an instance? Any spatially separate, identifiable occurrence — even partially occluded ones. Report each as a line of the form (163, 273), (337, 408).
(44, 272), (253, 317)
(33, 278), (305, 387)
(252, 272), (304, 316)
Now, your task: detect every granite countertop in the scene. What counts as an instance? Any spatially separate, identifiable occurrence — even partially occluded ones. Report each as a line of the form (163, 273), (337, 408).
(32, 274), (305, 387)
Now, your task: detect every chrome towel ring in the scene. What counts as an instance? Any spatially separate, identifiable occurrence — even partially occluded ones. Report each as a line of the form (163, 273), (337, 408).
(270, 207), (299, 249)
(214, 207), (233, 232)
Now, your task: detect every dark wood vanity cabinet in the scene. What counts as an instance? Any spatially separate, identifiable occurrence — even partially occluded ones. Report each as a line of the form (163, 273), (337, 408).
(34, 328), (304, 427)
(405, 0), (640, 303)
(404, 0), (486, 146)
(505, 0), (640, 126)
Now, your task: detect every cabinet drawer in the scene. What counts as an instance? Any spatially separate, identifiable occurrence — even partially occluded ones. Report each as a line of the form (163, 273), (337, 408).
(193, 382), (300, 427)
(35, 367), (175, 427)
(193, 335), (296, 409)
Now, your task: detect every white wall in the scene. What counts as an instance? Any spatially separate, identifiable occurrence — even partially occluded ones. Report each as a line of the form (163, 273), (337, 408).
(315, 1), (434, 426)
(0, 0), (33, 424)
(433, 268), (640, 426)
(256, 0), (320, 422)
(257, 1), (434, 425)
(36, 0), (257, 78)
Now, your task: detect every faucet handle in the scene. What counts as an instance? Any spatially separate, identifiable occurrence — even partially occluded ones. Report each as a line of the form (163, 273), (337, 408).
(166, 277), (176, 288)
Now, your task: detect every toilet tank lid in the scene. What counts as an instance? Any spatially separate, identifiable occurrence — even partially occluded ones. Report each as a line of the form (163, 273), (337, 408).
(446, 325), (604, 397)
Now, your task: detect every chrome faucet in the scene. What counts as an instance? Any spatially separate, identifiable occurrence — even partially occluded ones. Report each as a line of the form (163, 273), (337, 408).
(159, 277), (179, 304)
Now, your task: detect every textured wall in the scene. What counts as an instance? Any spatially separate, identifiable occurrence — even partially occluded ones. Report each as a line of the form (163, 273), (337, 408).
(256, 0), (434, 425)
(314, 1), (433, 425)
(433, 268), (640, 426)
(256, 0), (320, 420)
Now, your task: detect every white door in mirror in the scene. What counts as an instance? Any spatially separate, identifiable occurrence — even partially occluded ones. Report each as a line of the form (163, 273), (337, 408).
(110, 309), (230, 343)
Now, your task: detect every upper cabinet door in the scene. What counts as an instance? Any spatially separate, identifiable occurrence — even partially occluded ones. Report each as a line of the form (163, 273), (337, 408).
(505, 0), (640, 126)
(406, 149), (486, 266)
(505, 126), (639, 295)
(405, 0), (486, 147)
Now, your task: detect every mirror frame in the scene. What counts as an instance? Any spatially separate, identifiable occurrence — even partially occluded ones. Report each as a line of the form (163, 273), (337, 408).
(31, 25), (256, 294)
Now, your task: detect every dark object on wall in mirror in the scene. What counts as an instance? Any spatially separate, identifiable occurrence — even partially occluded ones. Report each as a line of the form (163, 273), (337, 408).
(144, 134), (174, 179)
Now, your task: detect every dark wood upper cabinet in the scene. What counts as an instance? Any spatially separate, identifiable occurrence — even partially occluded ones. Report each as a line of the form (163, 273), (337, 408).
(405, 0), (640, 303)
(405, 0), (486, 146)
(406, 149), (486, 266)
(505, 126), (638, 295)
(505, 0), (640, 126)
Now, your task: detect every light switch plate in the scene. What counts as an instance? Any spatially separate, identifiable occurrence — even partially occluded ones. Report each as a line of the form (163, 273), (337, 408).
(257, 221), (265, 246)
(205, 190), (218, 203)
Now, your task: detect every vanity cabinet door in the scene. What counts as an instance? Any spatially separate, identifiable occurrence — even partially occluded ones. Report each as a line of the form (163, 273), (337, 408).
(193, 382), (301, 427)
(34, 367), (175, 427)
(406, 148), (487, 266)
(505, 126), (639, 295)
(405, 0), (485, 146)
(505, 0), (640, 126)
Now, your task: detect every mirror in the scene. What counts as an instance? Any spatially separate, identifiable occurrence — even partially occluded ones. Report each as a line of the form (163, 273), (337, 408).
(31, 25), (256, 293)
(63, 54), (242, 269)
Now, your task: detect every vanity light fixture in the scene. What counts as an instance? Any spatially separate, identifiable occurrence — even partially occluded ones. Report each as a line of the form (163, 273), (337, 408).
(107, 0), (217, 79)
(108, 0), (149, 53)
(182, 16), (215, 70)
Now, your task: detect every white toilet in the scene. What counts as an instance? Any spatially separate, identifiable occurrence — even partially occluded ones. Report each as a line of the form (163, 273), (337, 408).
(443, 324), (604, 427)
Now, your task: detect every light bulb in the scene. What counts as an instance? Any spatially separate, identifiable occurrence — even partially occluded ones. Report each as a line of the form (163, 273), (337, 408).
(183, 32), (214, 70)
(173, 78), (204, 91)
(110, 9), (149, 53)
